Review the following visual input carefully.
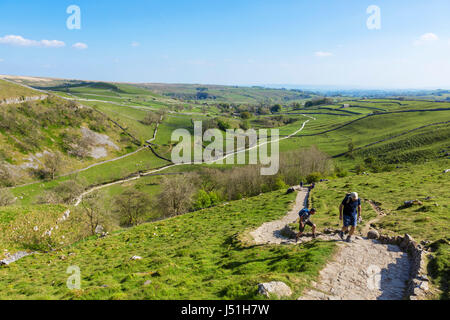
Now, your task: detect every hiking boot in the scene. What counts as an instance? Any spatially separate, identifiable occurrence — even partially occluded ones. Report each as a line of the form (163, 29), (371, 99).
(312, 234), (317, 239)
(346, 236), (352, 243)
(339, 231), (345, 240)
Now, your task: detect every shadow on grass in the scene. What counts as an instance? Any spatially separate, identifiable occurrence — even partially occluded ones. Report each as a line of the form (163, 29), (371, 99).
(427, 239), (450, 300)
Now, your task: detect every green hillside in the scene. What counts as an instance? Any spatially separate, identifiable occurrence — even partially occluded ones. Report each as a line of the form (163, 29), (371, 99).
(0, 79), (40, 101)
(0, 190), (336, 300)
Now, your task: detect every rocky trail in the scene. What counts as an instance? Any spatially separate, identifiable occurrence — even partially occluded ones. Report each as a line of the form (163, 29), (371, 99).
(251, 188), (417, 300)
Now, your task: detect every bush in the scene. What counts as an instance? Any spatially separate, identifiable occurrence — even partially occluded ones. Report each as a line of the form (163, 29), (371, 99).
(193, 189), (221, 210)
(0, 163), (17, 187)
(217, 119), (231, 131)
(354, 163), (366, 175)
(240, 112), (252, 120)
(335, 166), (348, 178)
(306, 172), (322, 184)
(0, 189), (16, 206)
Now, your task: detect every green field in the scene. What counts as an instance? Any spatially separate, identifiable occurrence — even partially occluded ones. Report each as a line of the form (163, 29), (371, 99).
(0, 190), (336, 300)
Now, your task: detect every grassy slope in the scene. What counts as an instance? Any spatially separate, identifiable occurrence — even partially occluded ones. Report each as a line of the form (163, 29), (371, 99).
(0, 204), (68, 254)
(0, 190), (335, 300)
(0, 80), (39, 100)
(279, 110), (450, 167)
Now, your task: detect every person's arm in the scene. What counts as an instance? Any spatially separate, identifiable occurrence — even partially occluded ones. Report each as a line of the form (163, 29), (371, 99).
(358, 204), (362, 220)
(299, 216), (305, 228)
(339, 204), (344, 220)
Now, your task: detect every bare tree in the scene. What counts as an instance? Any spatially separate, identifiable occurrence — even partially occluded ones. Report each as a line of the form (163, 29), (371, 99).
(114, 188), (152, 226)
(0, 189), (16, 206)
(141, 111), (160, 126)
(157, 175), (196, 217)
(0, 163), (16, 187)
(79, 192), (113, 235)
(42, 151), (63, 180)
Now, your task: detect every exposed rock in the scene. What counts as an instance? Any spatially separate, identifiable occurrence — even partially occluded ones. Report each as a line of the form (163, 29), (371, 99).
(367, 230), (380, 240)
(0, 251), (34, 266)
(130, 256), (143, 261)
(258, 281), (292, 298)
(403, 200), (423, 207)
(407, 241), (418, 255)
(95, 225), (105, 235)
(0, 95), (48, 106)
(400, 234), (414, 250)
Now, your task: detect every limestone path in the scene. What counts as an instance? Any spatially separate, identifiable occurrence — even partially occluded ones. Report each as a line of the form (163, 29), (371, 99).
(250, 188), (411, 300)
(250, 188), (308, 244)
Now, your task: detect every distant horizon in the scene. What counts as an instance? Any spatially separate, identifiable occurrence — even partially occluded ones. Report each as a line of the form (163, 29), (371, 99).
(2, 73), (449, 92)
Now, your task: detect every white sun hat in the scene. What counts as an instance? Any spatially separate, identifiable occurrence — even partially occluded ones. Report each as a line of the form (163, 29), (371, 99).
(350, 192), (359, 200)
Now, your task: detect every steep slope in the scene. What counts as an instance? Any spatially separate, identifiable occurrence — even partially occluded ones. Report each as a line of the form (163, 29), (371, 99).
(0, 80), (139, 186)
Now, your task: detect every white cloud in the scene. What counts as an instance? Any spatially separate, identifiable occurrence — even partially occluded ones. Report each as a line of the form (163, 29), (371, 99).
(131, 41), (140, 47)
(315, 51), (333, 57)
(414, 33), (439, 46)
(0, 35), (65, 47)
(72, 42), (88, 50)
(0, 58), (3, 62)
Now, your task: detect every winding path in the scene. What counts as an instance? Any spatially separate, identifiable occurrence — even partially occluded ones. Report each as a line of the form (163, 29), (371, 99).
(250, 189), (412, 300)
(74, 115), (315, 206)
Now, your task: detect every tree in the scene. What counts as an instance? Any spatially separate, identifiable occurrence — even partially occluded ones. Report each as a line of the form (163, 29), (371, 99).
(41, 152), (63, 180)
(114, 188), (152, 226)
(240, 111), (252, 119)
(348, 141), (355, 153)
(270, 104), (282, 113)
(0, 189), (16, 206)
(157, 175), (196, 217)
(141, 111), (160, 126)
(79, 192), (113, 236)
(0, 163), (16, 187)
(291, 102), (303, 110)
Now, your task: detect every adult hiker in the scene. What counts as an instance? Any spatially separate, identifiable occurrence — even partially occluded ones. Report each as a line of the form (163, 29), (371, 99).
(296, 208), (317, 242)
(300, 181), (304, 188)
(339, 192), (362, 243)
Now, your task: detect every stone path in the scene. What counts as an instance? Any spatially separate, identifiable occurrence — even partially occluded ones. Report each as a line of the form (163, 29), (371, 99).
(250, 188), (308, 245)
(250, 189), (412, 300)
(298, 236), (411, 300)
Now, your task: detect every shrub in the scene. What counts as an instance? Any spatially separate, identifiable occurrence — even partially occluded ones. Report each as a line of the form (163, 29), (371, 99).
(240, 112), (252, 120)
(0, 189), (16, 206)
(335, 166), (348, 178)
(193, 189), (221, 210)
(0, 163), (17, 187)
(306, 172), (322, 184)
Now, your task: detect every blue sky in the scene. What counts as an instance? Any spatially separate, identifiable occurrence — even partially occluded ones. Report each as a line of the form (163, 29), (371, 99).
(0, 0), (449, 88)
